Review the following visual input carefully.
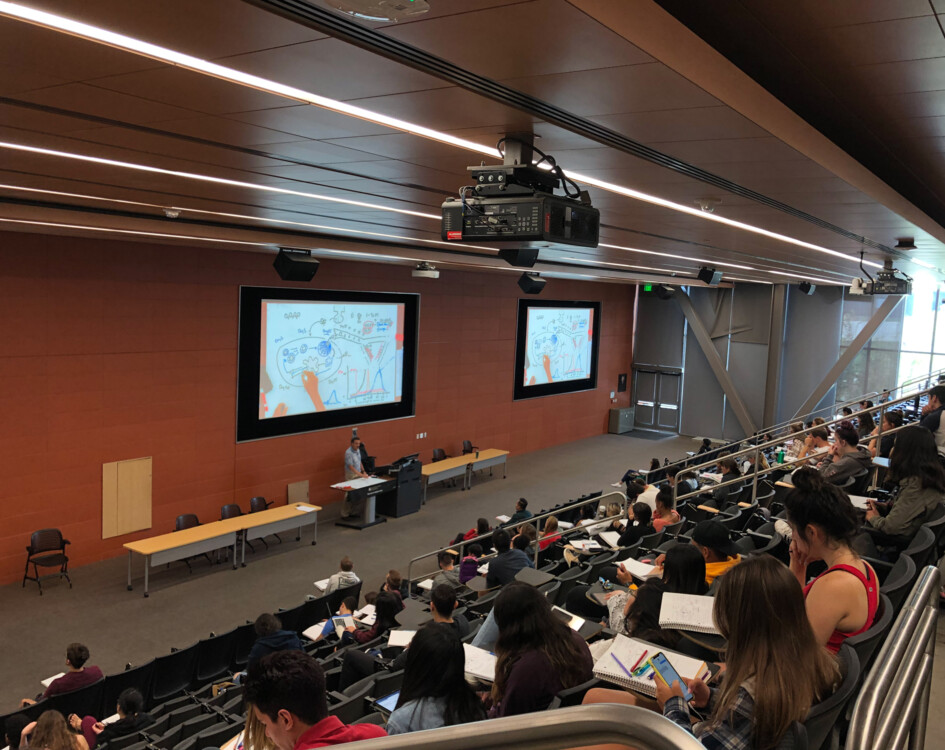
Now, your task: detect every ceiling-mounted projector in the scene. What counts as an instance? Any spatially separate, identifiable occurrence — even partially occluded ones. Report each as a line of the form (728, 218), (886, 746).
(858, 258), (912, 295)
(323, 0), (429, 22)
(412, 261), (439, 279)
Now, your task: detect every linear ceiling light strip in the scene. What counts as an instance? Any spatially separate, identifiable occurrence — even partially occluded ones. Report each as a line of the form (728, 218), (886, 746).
(0, 1), (882, 270)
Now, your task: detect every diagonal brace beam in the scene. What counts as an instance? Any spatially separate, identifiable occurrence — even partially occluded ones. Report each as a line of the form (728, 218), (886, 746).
(793, 294), (903, 418)
(676, 291), (757, 436)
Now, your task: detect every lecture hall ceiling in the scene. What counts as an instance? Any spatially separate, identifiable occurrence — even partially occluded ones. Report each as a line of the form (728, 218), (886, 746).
(1, 0), (945, 287)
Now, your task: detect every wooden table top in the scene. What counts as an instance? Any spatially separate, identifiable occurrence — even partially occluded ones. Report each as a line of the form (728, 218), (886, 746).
(124, 503), (322, 555)
(421, 449), (509, 476)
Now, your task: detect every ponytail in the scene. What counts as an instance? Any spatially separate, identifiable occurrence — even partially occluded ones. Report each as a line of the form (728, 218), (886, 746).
(785, 468), (858, 545)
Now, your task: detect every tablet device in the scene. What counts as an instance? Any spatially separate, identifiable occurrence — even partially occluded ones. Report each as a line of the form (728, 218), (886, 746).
(372, 690), (400, 714)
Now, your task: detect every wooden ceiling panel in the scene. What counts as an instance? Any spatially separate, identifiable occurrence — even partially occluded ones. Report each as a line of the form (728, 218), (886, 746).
(817, 15), (945, 67)
(849, 57), (945, 96)
(589, 106), (770, 144)
(786, 0), (934, 27)
(651, 137), (809, 166)
(227, 105), (393, 141)
(26, 0), (328, 58)
(148, 116), (305, 148)
(502, 63), (721, 116)
(89, 68), (293, 116)
(16, 83), (199, 126)
(881, 89), (945, 119)
(0, 63), (68, 97)
(382, 0), (653, 79)
(0, 103), (112, 136)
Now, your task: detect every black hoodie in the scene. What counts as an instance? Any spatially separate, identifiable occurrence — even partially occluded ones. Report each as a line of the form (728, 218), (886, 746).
(247, 629), (303, 668)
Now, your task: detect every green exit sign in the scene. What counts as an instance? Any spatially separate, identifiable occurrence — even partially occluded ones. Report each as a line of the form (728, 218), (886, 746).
(643, 284), (653, 292)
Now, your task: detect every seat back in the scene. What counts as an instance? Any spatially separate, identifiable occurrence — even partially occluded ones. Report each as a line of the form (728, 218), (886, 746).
(175, 515), (199, 531)
(432, 448), (447, 462)
(850, 468), (871, 496)
(537, 580), (561, 605)
(45, 678), (105, 719)
(902, 525), (936, 569)
(802, 643), (860, 750)
(298, 595), (333, 633)
(555, 563), (591, 603)
(555, 677), (601, 707)
(661, 519), (685, 538)
(194, 721), (244, 750)
(277, 601), (307, 634)
(718, 509), (743, 531)
(638, 528), (665, 550)
(178, 713), (218, 741)
(466, 590), (501, 616)
(462, 440), (474, 453)
(328, 580), (362, 613)
(230, 622), (257, 672)
(844, 594), (894, 671)
(249, 496), (271, 513)
(876, 553), (916, 613)
(922, 502), (945, 550)
(102, 659), (156, 713)
(194, 628), (239, 684)
(220, 504), (243, 520)
(29, 528), (65, 555)
(587, 550), (619, 579)
(151, 643), (201, 705)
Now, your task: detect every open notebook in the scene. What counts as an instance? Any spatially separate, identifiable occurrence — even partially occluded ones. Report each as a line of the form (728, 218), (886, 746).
(593, 635), (710, 697)
(599, 530), (622, 549)
(658, 593), (720, 635)
(463, 643), (497, 682)
(618, 557), (659, 581)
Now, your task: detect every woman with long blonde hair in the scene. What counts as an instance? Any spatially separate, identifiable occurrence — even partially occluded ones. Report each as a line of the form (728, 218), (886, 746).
(25, 711), (88, 750)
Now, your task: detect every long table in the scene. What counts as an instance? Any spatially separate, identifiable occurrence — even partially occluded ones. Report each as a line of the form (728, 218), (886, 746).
(421, 449), (509, 502)
(124, 503), (321, 596)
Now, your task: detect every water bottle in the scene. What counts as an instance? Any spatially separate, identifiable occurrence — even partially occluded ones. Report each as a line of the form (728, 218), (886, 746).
(777, 449), (785, 464)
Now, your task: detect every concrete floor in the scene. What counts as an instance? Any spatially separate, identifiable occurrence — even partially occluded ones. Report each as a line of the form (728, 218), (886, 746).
(1, 430), (941, 749)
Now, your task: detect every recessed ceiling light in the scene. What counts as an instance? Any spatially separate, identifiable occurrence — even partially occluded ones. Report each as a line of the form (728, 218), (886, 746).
(0, 140), (439, 220)
(0, 0), (885, 271)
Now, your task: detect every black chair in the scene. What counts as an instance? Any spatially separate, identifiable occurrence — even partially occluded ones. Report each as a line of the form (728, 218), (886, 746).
(845, 594), (893, 670)
(587, 550), (620, 579)
(850, 468), (871, 496)
(661, 518), (686, 538)
(328, 580), (363, 613)
(178, 714), (218, 742)
(100, 730), (154, 750)
(298, 595), (333, 634)
(466, 589), (501, 616)
(802, 643), (860, 750)
(46, 678), (106, 720)
(555, 564), (591, 604)
(101, 659), (156, 713)
(902, 525), (936, 569)
(230, 622), (257, 673)
(432, 448), (450, 461)
(923, 502), (945, 552)
(462, 440), (479, 454)
(249, 496), (281, 548)
(538, 579), (561, 605)
(554, 677), (600, 707)
(151, 695), (198, 719)
(194, 629), (238, 685)
(150, 643), (201, 705)
(23, 528), (71, 594)
(638, 528), (665, 551)
(221, 504), (254, 554)
(173, 515), (212, 571)
(328, 681), (373, 724)
(718, 509), (743, 531)
(873, 553), (916, 613)
(192, 721), (243, 750)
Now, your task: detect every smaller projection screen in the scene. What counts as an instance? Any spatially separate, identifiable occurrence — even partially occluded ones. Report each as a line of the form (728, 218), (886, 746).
(237, 287), (419, 442)
(513, 299), (601, 401)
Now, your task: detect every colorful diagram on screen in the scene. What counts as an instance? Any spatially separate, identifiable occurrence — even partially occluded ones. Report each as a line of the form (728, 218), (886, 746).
(259, 301), (404, 418)
(523, 307), (594, 386)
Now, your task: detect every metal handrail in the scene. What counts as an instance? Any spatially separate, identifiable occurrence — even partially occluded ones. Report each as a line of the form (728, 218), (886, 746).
(657, 367), (945, 478)
(847, 565), (941, 750)
(337, 703), (706, 750)
(405, 490), (628, 587)
(669, 382), (939, 507)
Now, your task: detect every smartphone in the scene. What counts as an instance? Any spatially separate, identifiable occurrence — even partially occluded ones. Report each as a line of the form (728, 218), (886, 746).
(648, 652), (693, 701)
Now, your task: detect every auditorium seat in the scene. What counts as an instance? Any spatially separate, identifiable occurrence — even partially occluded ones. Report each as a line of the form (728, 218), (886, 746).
(45, 677), (105, 721)
(150, 643), (201, 705)
(538, 579), (561, 605)
(867, 553), (916, 613)
(554, 564), (591, 604)
(902, 525), (936, 569)
(194, 628), (238, 685)
(276, 601), (307, 633)
(230, 622), (257, 673)
(844, 594), (894, 671)
(101, 659), (156, 713)
(802, 643), (859, 750)
(191, 720), (244, 750)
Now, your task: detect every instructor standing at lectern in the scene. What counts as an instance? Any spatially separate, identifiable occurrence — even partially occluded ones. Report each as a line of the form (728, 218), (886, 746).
(343, 437), (369, 518)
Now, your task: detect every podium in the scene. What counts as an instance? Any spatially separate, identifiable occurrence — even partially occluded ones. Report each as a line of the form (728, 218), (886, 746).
(330, 458), (423, 530)
(376, 460), (422, 518)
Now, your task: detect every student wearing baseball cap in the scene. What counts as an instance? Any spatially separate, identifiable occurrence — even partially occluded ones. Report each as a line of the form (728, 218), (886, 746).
(690, 520), (742, 585)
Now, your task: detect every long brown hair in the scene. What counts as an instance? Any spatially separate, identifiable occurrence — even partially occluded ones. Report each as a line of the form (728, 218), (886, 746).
(30, 711), (80, 750)
(713, 557), (839, 750)
(491, 582), (588, 704)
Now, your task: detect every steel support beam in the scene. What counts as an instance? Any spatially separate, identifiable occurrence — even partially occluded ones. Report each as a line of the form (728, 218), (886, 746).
(675, 291), (757, 436)
(763, 284), (788, 426)
(793, 294), (904, 418)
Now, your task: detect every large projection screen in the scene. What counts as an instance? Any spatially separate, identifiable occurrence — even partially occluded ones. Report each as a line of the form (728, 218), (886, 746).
(237, 287), (419, 442)
(513, 299), (601, 401)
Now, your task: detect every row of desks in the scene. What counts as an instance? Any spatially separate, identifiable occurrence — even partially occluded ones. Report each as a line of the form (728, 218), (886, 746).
(123, 503), (321, 597)
(421, 449), (509, 501)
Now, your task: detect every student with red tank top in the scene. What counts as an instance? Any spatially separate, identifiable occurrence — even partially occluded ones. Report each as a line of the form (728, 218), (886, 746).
(785, 468), (880, 653)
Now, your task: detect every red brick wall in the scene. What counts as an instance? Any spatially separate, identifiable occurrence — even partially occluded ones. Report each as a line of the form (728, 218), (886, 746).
(0, 230), (634, 583)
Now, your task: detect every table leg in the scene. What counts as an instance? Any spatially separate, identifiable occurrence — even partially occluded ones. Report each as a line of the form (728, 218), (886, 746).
(127, 552), (133, 591)
(422, 477), (427, 505)
(237, 537), (243, 569)
(312, 519), (317, 546)
(504, 456), (508, 479)
(144, 557), (150, 598)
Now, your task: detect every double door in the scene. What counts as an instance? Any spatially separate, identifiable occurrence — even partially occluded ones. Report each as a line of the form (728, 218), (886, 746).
(632, 368), (681, 433)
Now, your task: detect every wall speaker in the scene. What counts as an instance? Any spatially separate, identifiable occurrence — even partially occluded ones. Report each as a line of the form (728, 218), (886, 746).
(617, 373), (627, 392)
(517, 272), (546, 295)
(697, 267), (722, 286)
(498, 248), (539, 267)
(274, 248), (320, 281)
(798, 281), (816, 296)
(655, 284), (675, 300)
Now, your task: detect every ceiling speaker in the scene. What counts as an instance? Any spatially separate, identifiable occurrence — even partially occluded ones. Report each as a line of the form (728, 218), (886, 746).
(697, 267), (722, 286)
(655, 284), (675, 300)
(517, 272), (546, 295)
(274, 248), (319, 282)
(498, 248), (540, 267)
(798, 281), (816, 296)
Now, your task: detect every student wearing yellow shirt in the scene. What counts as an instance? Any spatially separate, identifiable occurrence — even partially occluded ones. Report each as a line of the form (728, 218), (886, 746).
(690, 520), (742, 585)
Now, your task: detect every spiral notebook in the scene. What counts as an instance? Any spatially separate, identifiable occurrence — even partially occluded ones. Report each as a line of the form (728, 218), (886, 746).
(593, 635), (709, 697)
(658, 593), (720, 635)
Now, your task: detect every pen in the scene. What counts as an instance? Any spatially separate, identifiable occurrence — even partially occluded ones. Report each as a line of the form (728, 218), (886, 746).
(611, 653), (634, 679)
(630, 649), (648, 671)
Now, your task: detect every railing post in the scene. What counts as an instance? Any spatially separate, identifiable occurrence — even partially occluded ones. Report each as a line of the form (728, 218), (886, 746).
(533, 518), (540, 567)
(751, 445), (759, 503)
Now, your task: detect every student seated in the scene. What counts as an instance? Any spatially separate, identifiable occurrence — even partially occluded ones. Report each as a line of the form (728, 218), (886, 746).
(485, 528), (534, 588)
(432, 552), (461, 588)
(386, 624), (486, 735)
(538, 516), (562, 550)
(506, 498), (532, 526)
(341, 591), (401, 645)
(3, 714), (30, 750)
(459, 543), (482, 584)
(786, 468), (879, 653)
(454, 518), (491, 545)
(583, 556), (840, 750)
(796, 426), (831, 464)
(703, 457), (743, 508)
(651, 487), (680, 532)
(859, 425), (945, 556)
(325, 556), (360, 595)
(22, 643), (104, 706)
(816, 422), (871, 485)
(234, 612), (302, 683)
(616, 502), (653, 547)
(22, 711), (89, 750)
(868, 410), (903, 459)
(310, 596), (357, 643)
(488, 582), (593, 717)
(69, 689), (153, 750)
(244, 651), (386, 749)
(514, 523), (538, 549)
(689, 520), (742, 586)
(379, 569), (409, 601)
(430, 584), (470, 637)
